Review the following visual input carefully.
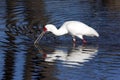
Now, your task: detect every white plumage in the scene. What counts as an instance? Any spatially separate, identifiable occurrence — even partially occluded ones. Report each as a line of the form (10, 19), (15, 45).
(34, 21), (99, 44)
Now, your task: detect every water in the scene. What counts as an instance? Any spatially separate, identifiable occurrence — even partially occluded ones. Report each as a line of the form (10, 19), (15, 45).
(0, 0), (120, 80)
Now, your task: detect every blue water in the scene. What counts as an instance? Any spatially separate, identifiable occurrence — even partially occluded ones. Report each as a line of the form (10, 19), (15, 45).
(0, 0), (120, 80)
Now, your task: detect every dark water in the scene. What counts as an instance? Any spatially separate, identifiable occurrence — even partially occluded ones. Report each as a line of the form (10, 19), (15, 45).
(0, 0), (120, 80)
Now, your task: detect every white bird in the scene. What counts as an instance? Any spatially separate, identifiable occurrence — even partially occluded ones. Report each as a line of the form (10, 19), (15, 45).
(34, 21), (99, 44)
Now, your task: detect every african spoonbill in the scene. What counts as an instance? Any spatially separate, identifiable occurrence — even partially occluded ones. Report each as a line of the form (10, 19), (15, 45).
(34, 21), (99, 44)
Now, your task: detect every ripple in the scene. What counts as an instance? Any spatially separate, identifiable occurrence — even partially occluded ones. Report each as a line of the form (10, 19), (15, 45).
(0, 0), (120, 80)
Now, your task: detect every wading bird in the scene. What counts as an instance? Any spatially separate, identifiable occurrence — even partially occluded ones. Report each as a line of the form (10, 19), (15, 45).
(34, 21), (99, 45)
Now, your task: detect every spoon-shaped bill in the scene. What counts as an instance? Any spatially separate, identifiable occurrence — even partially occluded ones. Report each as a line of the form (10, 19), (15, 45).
(34, 31), (45, 44)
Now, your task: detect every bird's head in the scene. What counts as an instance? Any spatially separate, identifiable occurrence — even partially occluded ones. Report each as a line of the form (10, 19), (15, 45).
(34, 24), (56, 44)
(43, 24), (56, 32)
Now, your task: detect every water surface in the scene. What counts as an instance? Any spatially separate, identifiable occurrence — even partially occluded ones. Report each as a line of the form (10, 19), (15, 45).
(0, 0), (120, 80)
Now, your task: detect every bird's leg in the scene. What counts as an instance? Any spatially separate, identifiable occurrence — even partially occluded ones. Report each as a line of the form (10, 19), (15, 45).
(82, 38), (87, 44)
(72, 36), (76, 47)
(76, 35), (87, 44)
(72, 36), (76, 43)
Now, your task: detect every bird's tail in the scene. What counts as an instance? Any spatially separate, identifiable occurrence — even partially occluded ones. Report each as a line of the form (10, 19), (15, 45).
(91, 28), (99, 37)
(95, 31), (99, 37)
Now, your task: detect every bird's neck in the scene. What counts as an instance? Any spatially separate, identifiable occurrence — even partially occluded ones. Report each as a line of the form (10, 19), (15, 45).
(51, 26), (68, 36)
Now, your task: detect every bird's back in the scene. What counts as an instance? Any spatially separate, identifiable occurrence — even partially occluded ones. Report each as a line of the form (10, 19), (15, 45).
(62, 21), (99, 37)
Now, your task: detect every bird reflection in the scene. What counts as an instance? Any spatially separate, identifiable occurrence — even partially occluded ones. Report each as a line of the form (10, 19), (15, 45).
(35, 44), (98, 67)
